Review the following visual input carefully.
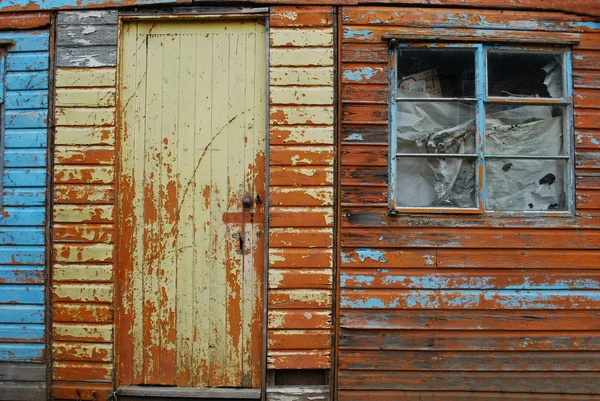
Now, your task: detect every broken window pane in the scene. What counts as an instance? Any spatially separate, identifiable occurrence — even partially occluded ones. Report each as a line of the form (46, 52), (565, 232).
(397, 100), (476, 154)
(487, 52), (563, 98)
(485, 105), (566, 157)
(397, 49), (475, 98)
(486, 159), (567, 211)
(396, 156), (477, 208)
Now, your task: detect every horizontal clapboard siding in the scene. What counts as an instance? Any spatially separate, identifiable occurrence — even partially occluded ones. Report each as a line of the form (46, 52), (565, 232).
(0, 29), (48, 401)
(52, 10), (117, 401)
(339, 6), (600, 401)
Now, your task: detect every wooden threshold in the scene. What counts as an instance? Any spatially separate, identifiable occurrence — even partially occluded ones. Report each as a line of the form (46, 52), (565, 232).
(116, 387), (261, 400)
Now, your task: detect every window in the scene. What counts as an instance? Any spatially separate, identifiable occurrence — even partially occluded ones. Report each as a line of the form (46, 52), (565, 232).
(389, 42), (574, 214)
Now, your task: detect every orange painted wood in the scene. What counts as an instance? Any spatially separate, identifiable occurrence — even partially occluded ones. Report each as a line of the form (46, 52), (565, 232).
(53, 184), (114, 204)
(338, 371), (600, 393)
(270, 166), (333, 186)
(270, 146), (334, 166)
(0, 12), (51, 30)
(52, 382), (113, 401)
(342, 227), (600, 249)
(341, 146), (387, 166)
(55, 146), (115, 165)
(269, 268), (332, 289)
(342, 7), (596, 32)
(53, 303), (113, 323)
(269, 329), (331, 349)
(269, 248), (333, 268)
(53, 361), (112, 382)
(270, 228), (333, 248)
(270, 208), (333, 227)
(339, 330), (600, 351)
(267, 350), (330, 369)
(269, 309), (332, 329)
(270, 6), (334, 27)
(53, 224), (113, 243)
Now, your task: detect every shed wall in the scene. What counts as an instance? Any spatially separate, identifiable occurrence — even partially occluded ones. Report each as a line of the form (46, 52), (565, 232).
(52, 10), (117, 400)
(338, 6), (600, 399)
(268, 6), (336, 372)
(0, 28), (49, 401)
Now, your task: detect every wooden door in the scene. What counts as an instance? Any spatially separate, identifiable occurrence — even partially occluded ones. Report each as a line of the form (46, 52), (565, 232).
(117, 19), (266, 388)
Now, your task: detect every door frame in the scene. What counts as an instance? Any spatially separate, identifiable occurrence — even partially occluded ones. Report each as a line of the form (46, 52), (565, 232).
(113, 11), (270, 394)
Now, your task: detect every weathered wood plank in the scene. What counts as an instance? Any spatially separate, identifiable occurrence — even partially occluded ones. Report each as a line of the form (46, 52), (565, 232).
(57, 10), (118, 25)
(56, 46), (117, 68)
(267, 385), (329, 401)
(338, 371), (600, 393)
(57, 25), (117, 47)
(270, 67), (334, 86)
(56, 67), (116, 87)
(269, 310), (331, 330)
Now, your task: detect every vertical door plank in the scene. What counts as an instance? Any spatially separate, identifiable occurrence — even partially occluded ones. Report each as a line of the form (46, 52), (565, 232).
(175, 33), (196, 387)
(158, 34), (179, 385)
(192, 32), (213, 387)
(209, 32), (229, 387)
(226, 31), (247, 387)
(131, 30), (148, 385)
(142, 35), (163, 384)
(118, 21), (137, 385)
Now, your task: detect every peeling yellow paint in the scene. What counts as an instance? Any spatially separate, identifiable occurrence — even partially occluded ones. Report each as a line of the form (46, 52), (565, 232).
(270, 67), (334, 86)
(271, 28), (333, 47)
(53, 264), (113, 282)
(56, 68), (116, 88)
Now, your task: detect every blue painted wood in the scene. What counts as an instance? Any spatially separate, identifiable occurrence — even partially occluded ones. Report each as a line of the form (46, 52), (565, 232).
(0, 305), (44, 323)
(0, 324), (44, 342)
(3, 189), (45, 207)
(4, 110), (47, 129)
(0, 208), (44, 226)
(0, 324), (44, 341)
(0, 266), (44, 284)
(0, 285), (44, 304)
(4, 129), (47, 148)
(6, 52), (49, 72)
(1, 0), (182, 11)
(5, 91), (48, 110)
(0, 55), (4, 104)
(0, 343), (44, 362)
(4, 168), (46, 187)
(0, 228), (44, 245)
(3, 149), (46, 167)
(0, 247), (44, 264)
(5, 72), (48, 91)
(0, 32), (50, 52)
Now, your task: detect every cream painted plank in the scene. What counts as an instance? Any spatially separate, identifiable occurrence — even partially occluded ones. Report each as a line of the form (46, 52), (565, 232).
(53, 243), (113, 263)
(135, 20), (260, 35)
(242, 30), (257, 388)
(56, 68), (116, 87)
(225, 30), (246, 386)
(53, 184), (113, 203)
(130, 25), (147, 384)
(209, 31), (229, 388)
(270, 87), (333, 105)
(174, 33), (196, 388)
(53, 205), (113, 223)
(53, 264), (113, 282)
(55, 107), (115, 126)
(271, 106), (334, 125)
(54, 165), (114, 184)
(270, 126), (333, 145)
(270, 28), (333, 47)
(55, 126), (115, 145)
(53, 323), (113, 342)
(270, 48), (333, 67)
(158, 34), (179, 384)
(53, 342), (113, 362)
(142, 33), (163, 384)
(270, 67), (334, 86)
(56, 88), (116, 107)
(192, 31), (212, 388)
(54, 283), (113, 303)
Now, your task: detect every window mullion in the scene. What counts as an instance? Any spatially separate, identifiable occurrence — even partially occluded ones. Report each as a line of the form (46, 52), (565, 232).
(476, 45), (486, 211)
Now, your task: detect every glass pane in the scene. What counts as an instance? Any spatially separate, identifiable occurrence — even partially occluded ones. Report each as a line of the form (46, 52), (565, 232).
(486, 159), (568, 211)
(397, 101), (476, 154)
(397, 49), (475, 98)
(396, 157), (477, 208)
(487, 52), (563, 98)
(485, 105), (565, 156)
